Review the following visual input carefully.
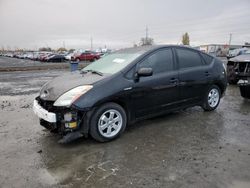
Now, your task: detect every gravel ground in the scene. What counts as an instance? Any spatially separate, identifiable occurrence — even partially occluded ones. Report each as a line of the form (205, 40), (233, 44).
(0, 66), (250, 188)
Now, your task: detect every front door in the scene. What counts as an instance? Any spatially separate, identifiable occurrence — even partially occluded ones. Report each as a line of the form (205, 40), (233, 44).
(131, 48), (180, 118)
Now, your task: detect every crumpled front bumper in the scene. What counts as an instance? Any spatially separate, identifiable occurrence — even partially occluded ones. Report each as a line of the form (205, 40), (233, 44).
(33, 97), (91, 143)
(33, 100), (57, 123)
(33, 98), (81, 132)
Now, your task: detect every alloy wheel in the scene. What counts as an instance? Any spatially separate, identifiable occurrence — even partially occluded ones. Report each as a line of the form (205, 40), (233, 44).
(98, 109), (123, 138)
(208, 88), (219, 108)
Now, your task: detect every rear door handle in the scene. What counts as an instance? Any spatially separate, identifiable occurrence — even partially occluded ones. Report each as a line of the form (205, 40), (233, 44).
(205, 71), (210, 76)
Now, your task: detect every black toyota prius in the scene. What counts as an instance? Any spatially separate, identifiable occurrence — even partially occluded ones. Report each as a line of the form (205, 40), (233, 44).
(33, 45), (227, 143)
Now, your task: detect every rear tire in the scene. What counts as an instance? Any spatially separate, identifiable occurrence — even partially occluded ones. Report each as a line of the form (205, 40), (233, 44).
(202, 85), (221, 111)
(90, 103), (127, 142)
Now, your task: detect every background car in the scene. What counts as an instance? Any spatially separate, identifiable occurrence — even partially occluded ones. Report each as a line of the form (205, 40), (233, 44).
(26, 52), (35, 60)
(45, 54), (66, 62)
(226, 50), (250, 98)
(38, 52), (53, 61)
(227, 48), (249, 59)
(71, 51), (100, 62)
(65, 52), (74, 61)
(227, 50), (250, 84)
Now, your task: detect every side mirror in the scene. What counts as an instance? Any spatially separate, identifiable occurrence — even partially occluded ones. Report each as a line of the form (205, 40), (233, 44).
(137, 67), (153, 77)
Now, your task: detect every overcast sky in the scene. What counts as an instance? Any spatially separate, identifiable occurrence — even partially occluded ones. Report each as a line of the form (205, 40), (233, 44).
(0, 0), (250, 50)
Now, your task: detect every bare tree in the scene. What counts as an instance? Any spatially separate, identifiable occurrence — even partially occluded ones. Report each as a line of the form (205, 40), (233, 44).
(140, 37), (154, 46)
(57, 47), (67, 52)
(39, 47), (52, 51)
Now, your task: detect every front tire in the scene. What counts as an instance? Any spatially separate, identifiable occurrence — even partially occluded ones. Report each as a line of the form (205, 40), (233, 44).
(90, 103), (127, 142)
(202, 85), (221, 111)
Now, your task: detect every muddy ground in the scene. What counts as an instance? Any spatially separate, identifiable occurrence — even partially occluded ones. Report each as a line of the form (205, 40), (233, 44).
(0, 63), (250, 187)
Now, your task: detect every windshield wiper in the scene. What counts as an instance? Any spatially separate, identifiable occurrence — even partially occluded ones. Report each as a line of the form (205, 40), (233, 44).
(81, 69), (103, 76)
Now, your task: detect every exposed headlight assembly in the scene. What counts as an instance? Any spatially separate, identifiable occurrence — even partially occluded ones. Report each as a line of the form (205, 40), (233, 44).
(53, 85), (93, 107)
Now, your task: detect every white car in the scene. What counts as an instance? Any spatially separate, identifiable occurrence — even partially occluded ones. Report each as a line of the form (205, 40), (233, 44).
(65, 53), (74, 61)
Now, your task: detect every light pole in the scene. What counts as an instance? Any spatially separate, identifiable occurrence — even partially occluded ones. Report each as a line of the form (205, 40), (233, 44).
(228, 33), (232, 48)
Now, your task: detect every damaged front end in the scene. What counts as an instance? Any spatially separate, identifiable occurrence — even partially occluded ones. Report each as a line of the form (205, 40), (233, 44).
(227, 54), (250, 99)
(34, 97), (87, 143)
(227, 55), (250, 84)
(227, 61), (249, 84)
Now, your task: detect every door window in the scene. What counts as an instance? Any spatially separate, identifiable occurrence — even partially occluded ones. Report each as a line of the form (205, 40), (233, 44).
(176, 48), (204, 69)
(139, 48), (174, 74)
(200, 53), (213, 64)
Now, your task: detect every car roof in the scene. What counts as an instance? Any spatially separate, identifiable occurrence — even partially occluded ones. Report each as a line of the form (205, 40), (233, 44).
(114, 45), (199, 54)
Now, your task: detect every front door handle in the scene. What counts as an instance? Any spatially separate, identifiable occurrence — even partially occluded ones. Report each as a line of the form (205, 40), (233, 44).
(170, 78), (178, 85)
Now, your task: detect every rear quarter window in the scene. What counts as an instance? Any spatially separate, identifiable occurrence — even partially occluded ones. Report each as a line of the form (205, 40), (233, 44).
(176, 48), (204, 69)
(200, 53), (214, 64)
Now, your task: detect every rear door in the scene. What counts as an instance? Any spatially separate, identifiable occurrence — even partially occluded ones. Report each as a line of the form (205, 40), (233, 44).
(175, 47), (210, 104)
(131, 48), (180, 118)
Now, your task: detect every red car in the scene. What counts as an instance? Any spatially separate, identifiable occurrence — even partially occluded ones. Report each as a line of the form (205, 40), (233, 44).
(72, 52), (100, 62)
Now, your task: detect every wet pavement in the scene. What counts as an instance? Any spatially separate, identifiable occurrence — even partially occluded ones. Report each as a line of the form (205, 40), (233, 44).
(0, 69), (250, 188)
(0, 70), (66, 95)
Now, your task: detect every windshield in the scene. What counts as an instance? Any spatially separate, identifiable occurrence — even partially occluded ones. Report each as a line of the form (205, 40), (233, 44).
(82, 53), (141, 74)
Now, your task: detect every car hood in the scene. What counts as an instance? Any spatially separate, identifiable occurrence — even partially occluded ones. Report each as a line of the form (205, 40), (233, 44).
(229, 54), (250, 62)
(40, 71), (109, 101)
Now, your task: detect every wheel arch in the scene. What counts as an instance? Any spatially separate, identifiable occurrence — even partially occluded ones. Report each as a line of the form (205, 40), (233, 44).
(213, 82), (225, 96)
(94, 99), (131, 123)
